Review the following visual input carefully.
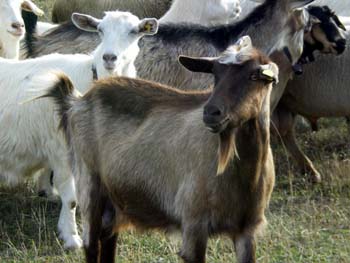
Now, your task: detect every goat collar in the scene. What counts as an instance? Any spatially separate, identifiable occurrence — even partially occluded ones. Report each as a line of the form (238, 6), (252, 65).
(283, 47), (293, 64)
(283, 47), (303, 75)
(92, 65), (98, 80)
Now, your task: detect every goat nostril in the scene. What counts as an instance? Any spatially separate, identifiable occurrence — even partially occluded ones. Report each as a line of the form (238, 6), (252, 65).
(11, 22), (23, 30)
(204, 105), (222, 117)
(110, 55), (117, 62)
(337, 39), (346, 46)
(103, 54), (117, 62)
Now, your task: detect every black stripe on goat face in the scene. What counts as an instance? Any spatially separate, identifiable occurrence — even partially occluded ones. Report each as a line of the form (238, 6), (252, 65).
(307, 5), (346, 55)
(203, 60), (274, 133)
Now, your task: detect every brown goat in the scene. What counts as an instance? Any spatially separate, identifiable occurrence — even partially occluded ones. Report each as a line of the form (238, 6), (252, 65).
(45, 36), (278, 263)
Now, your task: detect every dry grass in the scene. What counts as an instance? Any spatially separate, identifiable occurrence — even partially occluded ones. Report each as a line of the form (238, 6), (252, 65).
(1, 119), (349, 263)
(0, 0), (349, 262)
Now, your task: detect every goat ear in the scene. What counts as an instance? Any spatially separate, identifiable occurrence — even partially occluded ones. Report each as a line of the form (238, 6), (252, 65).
(309, 15), (321, 25)
(72, 13), (101, 32)
(139, 18), (159, 35)
(178, 55), (216, 74)
(259, 62), (279, 84)
(21, 0), (44, 16)
(248, 0), (264, 3)
(288, 0), (315, 10)
(332, 15), (346, 31)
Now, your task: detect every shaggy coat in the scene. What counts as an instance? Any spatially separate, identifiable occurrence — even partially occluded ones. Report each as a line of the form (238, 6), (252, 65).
(0, 10), (158, 250)
(45, 38), (277, 263)
(23, 0), (312, 104)
(51, 0), (172, 22)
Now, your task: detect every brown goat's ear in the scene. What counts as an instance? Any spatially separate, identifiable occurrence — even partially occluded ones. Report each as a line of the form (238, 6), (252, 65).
(72, 13), (101, 32)
(21, 0), (44, 16)
(178, 55), (215, 73)
(139, 18), (159, 35)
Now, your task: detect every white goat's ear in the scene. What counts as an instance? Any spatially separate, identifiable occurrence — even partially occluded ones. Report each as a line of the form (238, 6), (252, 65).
(178, 55), (216, 74)
(288, 0), (315, 10)
(72, 13), (101, 32)
(138, 18), (158, 35)
(260, 62), (279, 84)
(21, 0), (44, 16)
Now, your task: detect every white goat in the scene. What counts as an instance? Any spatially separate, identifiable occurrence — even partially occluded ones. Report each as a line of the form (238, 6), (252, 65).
(0, 0), (43, 59)
(0, 10), (158, 249)
(160, 0), (241, 25)
(28, 0), (241, 42)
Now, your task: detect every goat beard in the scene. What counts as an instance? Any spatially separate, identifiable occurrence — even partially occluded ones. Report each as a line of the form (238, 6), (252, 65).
(217, 127), (238, 176)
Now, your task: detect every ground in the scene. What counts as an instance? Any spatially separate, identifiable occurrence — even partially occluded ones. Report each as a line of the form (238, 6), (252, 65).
(0, 1), (349, 262)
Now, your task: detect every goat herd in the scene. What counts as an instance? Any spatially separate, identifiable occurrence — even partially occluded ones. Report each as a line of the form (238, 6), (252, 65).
(0, 0), (348, 262)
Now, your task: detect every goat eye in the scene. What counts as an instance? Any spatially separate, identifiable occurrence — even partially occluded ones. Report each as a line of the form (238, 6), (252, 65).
(250, 74), (259, 81)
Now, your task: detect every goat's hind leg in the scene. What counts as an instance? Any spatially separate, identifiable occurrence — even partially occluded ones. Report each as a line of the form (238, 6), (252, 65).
(53, 168), (81, 249)
(82, 175), (105, 263)
(100, 199), (118, 263)
(233, 234), (257, 263)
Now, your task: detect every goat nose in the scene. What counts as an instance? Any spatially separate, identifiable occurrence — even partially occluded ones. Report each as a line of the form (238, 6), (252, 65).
(11, 22), (24, 30)
(204, 105), (222, 118)
(337, 39), (346, 46)
(335, 39), (346, 54)
(103, 54), (117, 62)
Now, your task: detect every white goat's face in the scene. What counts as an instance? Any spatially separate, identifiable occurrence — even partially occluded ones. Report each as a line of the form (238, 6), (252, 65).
(0, 0), (43, 39)
(72, 11), (158, 73)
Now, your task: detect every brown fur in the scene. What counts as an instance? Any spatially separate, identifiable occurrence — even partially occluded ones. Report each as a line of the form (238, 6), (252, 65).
(47, 46), (276, 263)
(217, 129), (236, 175)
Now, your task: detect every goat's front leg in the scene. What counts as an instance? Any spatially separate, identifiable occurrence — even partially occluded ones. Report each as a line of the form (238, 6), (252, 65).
(272, 105), (321, 183)
(179, 222), (208, 263)
(233, 234), (257, 263)
(53, 169), (82, 249)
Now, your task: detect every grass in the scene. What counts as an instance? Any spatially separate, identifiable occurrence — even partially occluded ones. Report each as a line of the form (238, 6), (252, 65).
(1, 1), (349, 262)
(1, 120), (349, 263)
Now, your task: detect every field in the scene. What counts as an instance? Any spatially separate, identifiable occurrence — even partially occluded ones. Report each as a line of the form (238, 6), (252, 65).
(0, 1), (350, 262)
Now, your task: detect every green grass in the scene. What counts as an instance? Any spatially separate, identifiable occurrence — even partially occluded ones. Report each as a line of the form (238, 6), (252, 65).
(1, 118), (349, 263)
(1, 1), (349, 262)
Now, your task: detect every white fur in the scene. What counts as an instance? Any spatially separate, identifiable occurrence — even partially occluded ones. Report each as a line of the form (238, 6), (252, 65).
(219, 35), (253, 64)
(160, 0), (241, 25)
(36, 21), (58, 35)
(0, 10), (157, 250)
(0, 0), (43, 59)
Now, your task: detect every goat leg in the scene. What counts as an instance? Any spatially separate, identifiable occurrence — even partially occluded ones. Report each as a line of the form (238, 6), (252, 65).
(179, 223), (208, 263)
(234, 234), (257, 263)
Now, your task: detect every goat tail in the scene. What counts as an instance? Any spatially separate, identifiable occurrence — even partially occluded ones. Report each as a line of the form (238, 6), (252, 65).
(40, 72), (79, 134)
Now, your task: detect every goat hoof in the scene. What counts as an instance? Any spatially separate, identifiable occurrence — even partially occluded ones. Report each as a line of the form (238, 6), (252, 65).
(63, 235), (83, 250)
(311, 173), (322, 184)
